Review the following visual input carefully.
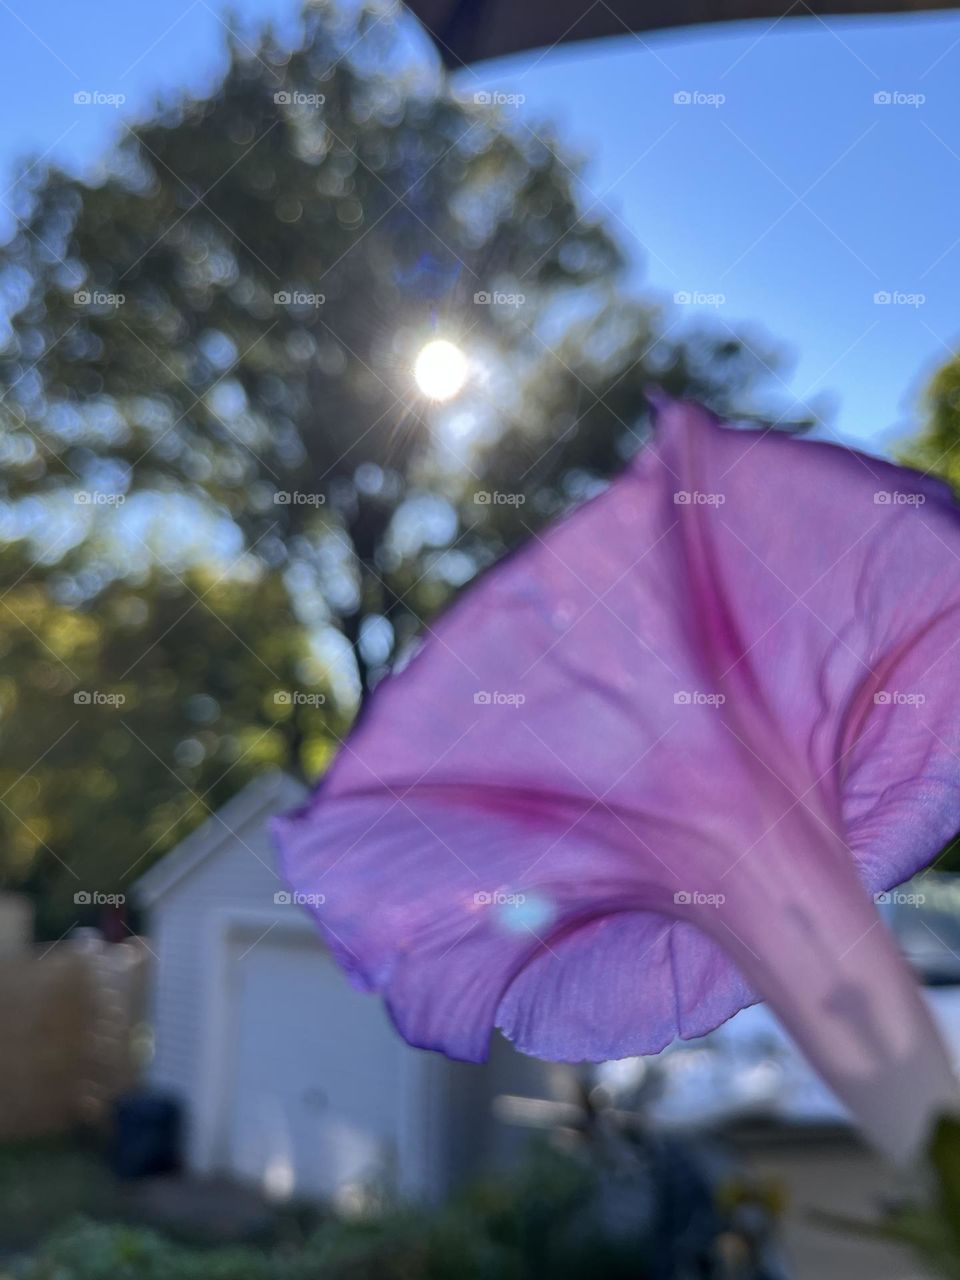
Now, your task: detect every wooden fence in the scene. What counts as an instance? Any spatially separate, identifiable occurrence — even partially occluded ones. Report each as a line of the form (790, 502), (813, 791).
(0, 936), (149, 1140)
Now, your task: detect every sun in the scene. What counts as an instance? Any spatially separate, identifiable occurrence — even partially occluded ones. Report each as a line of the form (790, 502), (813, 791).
(413, 339), (468, 401)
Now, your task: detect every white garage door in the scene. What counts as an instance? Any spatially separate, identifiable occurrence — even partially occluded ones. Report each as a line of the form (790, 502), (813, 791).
(222, 930), (406, 1203)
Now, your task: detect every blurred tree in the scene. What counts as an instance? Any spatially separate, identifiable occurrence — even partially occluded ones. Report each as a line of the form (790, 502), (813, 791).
(900, 357), (960, 874)
(901, 356), (960, 491)
(0, 0), (788, 929)
(0, 541), (338, 933)
(0, 0), (784, 681)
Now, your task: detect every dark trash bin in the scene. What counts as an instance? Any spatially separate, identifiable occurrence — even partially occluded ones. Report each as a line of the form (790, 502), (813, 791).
(112, 1091), (182, 1178)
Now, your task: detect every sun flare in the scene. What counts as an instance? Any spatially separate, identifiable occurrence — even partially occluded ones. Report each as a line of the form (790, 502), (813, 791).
(413, 339), (468, 401)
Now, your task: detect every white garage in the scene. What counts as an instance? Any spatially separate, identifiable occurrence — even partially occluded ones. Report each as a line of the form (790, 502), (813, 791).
(135, 770), (567, 1204)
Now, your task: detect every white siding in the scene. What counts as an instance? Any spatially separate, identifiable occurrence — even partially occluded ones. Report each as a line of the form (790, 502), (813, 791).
(144, 773), (308, 1165)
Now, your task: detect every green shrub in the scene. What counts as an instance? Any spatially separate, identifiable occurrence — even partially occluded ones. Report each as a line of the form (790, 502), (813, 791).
(12, 1212), (514, 1280)
(10, 1138), (778, 1280)
(13, 1220), (278, 1280)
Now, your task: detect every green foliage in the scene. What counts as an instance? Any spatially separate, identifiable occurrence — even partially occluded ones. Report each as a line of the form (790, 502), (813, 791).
(13, 1220), (293, 1280)
(7, 1139), (775, 1280)
(931, 1114), (960, 1259)
(7, 1214), (516, 1280)
(901, 356), (960, 495)
(0, 549), (338, 934)
(900, 359), (960, 871)
(0, 1143), (117, 1252)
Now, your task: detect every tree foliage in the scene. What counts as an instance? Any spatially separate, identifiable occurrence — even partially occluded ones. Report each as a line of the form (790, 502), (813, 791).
(0, 0), (785, 931)
(901, 356), (960, 492)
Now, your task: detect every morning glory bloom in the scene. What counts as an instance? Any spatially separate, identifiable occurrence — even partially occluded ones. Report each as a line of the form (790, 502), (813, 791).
(275, 398), (960, 1164)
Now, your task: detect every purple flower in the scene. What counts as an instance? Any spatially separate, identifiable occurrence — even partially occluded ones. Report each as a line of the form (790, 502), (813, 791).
(275, 398), (960, 1163)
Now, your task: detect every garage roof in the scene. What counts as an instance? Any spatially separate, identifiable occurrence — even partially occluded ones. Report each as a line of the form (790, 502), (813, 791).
(132, 770), (308, 908)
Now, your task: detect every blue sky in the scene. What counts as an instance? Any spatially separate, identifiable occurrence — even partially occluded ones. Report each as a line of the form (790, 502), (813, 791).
(483, 12), (960, 452)
(1, 1), (959, 452)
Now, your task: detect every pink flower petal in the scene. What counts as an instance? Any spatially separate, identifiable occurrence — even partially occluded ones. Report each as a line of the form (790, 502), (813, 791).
(275, 398), (960, 1162)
